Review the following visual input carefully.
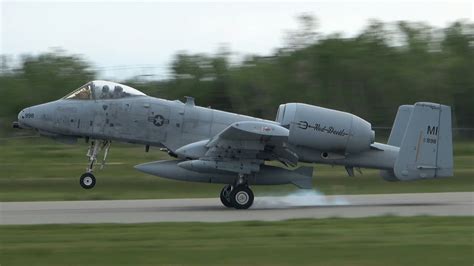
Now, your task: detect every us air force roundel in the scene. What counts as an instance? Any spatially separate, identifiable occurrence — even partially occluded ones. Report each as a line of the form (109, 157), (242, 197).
(148, 115), (168, 127)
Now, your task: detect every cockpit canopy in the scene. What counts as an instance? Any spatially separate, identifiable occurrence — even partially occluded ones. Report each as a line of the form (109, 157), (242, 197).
(63, 80), (146, 100)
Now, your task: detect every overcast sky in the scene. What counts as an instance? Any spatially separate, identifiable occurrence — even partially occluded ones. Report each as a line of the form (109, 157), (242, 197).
(1, 0), (473, 79)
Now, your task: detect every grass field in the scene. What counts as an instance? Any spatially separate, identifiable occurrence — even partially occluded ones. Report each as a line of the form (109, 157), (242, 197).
(0, 138), (473, 201)
(0, 216), (472, 266)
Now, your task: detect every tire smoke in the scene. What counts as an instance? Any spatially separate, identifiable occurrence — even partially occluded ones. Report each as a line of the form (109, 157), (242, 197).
(252, 189), (349, 209)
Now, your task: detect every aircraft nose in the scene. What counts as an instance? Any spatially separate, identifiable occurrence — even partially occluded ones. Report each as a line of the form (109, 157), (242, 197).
(16, 108), (32, 129)
(19, 107), (30, 120)
(18, 108), (25, 121)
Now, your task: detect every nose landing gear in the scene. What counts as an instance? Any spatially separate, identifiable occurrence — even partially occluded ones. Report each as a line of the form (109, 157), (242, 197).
(79, 139), (111, 189)
(80, 172), (96, 189)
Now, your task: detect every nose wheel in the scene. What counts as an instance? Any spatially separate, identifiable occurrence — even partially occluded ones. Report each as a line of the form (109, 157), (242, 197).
(220, 184), (254, 209)
(80, 173), (96, 189)
(79, 139), (111, 189)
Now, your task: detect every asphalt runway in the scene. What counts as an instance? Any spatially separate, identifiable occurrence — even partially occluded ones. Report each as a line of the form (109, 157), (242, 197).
(1, 192), (472, 225)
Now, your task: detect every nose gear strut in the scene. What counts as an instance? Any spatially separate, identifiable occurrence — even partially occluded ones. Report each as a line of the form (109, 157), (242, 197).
(80, 139), (111, 189)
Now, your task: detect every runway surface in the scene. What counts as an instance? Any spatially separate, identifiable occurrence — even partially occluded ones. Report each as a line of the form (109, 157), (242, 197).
(1, 192), (472, 225)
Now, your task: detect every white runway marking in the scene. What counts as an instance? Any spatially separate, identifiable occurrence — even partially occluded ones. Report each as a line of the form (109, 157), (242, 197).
(1, 192), (472, 225)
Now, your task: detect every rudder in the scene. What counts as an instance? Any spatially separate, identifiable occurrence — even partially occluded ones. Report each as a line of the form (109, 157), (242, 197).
(394, 102), (453, 180)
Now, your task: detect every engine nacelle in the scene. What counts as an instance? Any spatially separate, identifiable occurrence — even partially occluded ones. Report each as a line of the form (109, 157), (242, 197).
(276, 103), (375, 154)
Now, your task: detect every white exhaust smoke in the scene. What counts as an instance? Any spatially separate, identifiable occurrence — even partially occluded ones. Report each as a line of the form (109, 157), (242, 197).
(252, 189), (349, 209)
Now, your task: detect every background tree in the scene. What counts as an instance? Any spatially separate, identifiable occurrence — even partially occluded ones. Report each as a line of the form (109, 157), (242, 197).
(1, 18), (473, 138)
(0, 49), (95, 133)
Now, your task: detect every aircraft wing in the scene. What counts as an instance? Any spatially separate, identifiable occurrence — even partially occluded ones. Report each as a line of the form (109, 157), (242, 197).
(200, 121), (299, 174)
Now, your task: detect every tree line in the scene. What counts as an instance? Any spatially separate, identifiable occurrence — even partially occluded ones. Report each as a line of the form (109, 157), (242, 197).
(1, 18), (472, 137)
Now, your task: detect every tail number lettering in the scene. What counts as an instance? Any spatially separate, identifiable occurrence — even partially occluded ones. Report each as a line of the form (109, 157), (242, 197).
(427, 126), (438, 136)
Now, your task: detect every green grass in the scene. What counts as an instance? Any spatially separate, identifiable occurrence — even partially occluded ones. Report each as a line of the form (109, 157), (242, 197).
(0, 138), (473, 201)
(0, 216), (472, 266)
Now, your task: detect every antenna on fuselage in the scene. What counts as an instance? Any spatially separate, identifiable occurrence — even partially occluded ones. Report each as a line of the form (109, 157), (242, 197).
(184, 96), (195, 107)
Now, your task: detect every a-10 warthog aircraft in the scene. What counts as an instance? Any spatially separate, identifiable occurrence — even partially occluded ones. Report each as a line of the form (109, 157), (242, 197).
(14, 80), (453, 209)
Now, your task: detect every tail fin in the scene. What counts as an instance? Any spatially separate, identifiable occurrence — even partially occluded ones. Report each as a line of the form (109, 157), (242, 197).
(393, 102), (453, 180)
(387, 105), (414, 147)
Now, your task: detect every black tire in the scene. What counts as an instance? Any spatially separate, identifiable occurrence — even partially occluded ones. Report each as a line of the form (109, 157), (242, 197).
(80, 173), (96, 189)
(220, 185), (233, 208)
(230, 185), (254, 209)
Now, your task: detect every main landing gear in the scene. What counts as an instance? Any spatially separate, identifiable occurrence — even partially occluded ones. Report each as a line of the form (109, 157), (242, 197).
(79, 139), (111, 189)
(220, 183), (254, 209)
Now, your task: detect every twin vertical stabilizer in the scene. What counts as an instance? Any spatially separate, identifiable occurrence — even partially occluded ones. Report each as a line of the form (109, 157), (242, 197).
(382, 102), (453, 181)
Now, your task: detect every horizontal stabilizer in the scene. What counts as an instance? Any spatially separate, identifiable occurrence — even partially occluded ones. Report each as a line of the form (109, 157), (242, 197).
(370, 144), (384, 151)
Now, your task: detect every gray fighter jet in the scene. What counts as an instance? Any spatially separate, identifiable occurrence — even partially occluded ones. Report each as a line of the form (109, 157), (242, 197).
(13, 80), (453, 209)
